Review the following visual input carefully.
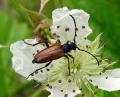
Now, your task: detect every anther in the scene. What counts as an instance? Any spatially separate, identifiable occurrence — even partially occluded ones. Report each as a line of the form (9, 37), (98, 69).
(56, 35), (60, 38)
(82, 26), (85, 29)
(57, 26), (60, 28)
(81, 94), (85, 97)
(99, 60), (102, 62)
(106, 76), (108, 79)
(73, 89), (76, 93)
(103, 66), (106, 70)
(58, 80), (62, 83)
(99, 53), (104, 58)
(94, 91), (97, 95)
(46, 84), (49, 87)
(35, 70), (38, 74)
(64, 94), (68, 97)
(33, 80), (36, 83)
(49, 85), (52, 89)
(79, 88), (82, 90)
(37, 50), (39, 53)
(86, 45), (89, 48)
(89, 79), (92, 82)
(99, 40), (102, 43)
(84, 37), (86, 40)
(108, 57), (111, 61)
(46, 68), (50, 71)
(53, 33), (56, 35)
(41, 70), (43, 73)
(61, 90), (63, 92)
(31, 73), (34, 76)
(68, 79), (71, 83)
(95, 85), (98, 88)
(108, 61), (111, 64)
(65, 28), (69, 32)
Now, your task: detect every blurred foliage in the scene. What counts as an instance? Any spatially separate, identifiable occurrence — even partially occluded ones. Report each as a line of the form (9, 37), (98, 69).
(0, 0), (120, 97)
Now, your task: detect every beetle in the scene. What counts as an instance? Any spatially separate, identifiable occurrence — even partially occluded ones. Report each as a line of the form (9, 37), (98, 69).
(24, 14), (99, 78)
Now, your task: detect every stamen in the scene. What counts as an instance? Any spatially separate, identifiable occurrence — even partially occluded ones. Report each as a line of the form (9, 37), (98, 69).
(82, 26), (85, 29)
(106, 76), (108, 79)
(99, 53), (104, 58)
(95, 86), (98, 88)
(65, 28), (69, 32)
(99, 40), (102, 43)
(49, 85), (52, 89)
(99, 60), (102, 62)
(68, 79), (71, 83)
(31, 73), (34, 76)
(57, 26), (60, 28)
(41, 70), (43, 73)
(89, 79), (92, 82)
(35, 70), (38, 74)
(108, 57), (111, 61)
(73, 89), (76, 93)
(58, 80), (62, 83)
(61, 90), (63, 92)
(46, 84), (49, 87)
(46, 68), (50, 71)
(94, 91), (97, 95)
(79, 88), (82, 90)
(64, 94), (68, 97)
(81, 94), (85, 97)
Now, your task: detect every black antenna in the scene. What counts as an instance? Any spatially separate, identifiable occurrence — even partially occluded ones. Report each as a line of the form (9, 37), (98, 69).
(69, 14), (77, 43)
(77, 47), (99, 66)
(69, 14), (99, 66)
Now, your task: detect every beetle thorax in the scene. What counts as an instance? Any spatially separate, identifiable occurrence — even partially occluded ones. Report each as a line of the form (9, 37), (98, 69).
(62, 41), (77, 53)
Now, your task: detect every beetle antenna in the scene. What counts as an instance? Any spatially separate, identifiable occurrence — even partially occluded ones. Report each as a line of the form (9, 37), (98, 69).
(77, 47), (100, 66)
(69, 14), (77, 44)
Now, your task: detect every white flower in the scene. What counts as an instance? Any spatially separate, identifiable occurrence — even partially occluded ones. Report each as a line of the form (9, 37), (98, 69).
(10, 7), (120, 97)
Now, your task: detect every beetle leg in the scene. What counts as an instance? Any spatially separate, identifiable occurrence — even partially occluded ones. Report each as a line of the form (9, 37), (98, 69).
(45, 42), (49, 47)
(27, 61), (52, 79)
(64, 55), (71, 76)
(67, 54), (74, 63)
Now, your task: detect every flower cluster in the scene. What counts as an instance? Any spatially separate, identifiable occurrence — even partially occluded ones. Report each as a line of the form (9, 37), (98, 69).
(10, 7), (120, 97)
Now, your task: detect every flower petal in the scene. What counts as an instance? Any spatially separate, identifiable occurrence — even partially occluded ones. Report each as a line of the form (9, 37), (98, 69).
(10, 39), (48, 80)
(51, 7), (92, 46)
(88, 69), (120, 91)
(46, 78), (81, 97)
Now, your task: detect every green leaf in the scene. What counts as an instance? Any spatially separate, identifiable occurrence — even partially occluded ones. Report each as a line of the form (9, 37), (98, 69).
(9, 0), (29, 23)
(24, 8), (46, 27)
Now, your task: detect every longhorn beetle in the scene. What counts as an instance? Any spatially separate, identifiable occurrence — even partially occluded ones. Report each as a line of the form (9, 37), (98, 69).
(24, 14), (99, 78)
